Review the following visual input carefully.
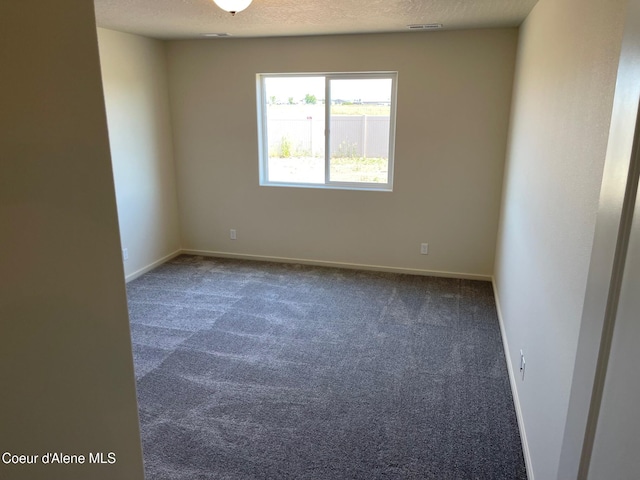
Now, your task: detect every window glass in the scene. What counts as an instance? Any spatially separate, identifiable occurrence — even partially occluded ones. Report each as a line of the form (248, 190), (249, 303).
(257, 72), (397, 191)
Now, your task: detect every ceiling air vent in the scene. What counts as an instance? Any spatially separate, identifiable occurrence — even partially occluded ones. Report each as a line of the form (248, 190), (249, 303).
(407, 24), (443, 30)
(202, 33), (232, 37)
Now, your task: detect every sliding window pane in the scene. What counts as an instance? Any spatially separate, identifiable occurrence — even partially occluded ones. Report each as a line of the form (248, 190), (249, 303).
(328, 78), (392, 184)
(264, 76), (325, 184)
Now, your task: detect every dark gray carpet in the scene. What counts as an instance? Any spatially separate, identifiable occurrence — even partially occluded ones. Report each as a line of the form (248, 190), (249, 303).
(126, 255), (527, 480)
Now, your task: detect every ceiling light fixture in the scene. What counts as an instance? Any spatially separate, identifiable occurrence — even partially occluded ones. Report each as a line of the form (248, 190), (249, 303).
(212, 0), (252, 16)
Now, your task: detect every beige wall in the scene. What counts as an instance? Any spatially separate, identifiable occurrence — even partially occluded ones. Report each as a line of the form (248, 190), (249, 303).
(166, 30), (518, 278)
(0, 2), (144, 480)
(493, 0), (627, 478)
(98, 28), (182, 280)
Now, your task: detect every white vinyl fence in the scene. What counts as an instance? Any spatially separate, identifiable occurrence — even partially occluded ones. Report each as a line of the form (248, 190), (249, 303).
(268, 115), (390, 159)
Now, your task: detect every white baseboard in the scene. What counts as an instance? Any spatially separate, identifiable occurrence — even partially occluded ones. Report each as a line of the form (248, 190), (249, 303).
(492, 277), (534, 480)
(124, 249), (182, 283)
(181, 249), (493, 281)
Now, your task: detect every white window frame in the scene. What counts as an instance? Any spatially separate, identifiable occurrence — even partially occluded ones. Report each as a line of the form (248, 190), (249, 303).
(256, 72), (398, 191)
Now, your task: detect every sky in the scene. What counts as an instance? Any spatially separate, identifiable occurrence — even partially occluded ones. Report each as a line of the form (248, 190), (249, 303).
(264, 76), (393, 103)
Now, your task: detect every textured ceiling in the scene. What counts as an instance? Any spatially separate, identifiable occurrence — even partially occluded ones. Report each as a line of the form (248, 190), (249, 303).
(94, 0), (538, 39)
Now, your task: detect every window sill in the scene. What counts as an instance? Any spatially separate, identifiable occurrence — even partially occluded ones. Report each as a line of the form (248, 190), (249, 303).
(259, 181), (393, 192)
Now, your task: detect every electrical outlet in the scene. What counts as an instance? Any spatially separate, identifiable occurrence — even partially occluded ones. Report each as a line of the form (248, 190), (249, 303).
(520, 350), (526, 381)
(122, 248), (129, 261)
(230, 229), (237, 240)
(420, 243), (429, 255)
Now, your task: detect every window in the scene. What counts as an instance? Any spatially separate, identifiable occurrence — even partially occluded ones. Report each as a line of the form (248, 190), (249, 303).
(257, 72), (398, 191)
